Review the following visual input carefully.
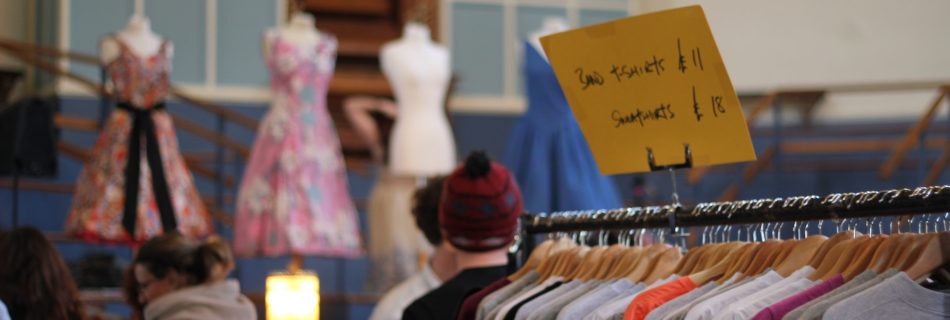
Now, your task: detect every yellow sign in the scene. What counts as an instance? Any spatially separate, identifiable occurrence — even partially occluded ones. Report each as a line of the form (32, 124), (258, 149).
(540, 5), (756, 175)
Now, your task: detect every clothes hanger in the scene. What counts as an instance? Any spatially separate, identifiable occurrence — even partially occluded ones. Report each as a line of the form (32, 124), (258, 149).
(718, 242), (761, 285)
(569, 245), (606, 280)
(773, 235), (826, 277)
(807, 229), (860, 267)
(839, 235), (886, 281)
(508, 238), (556, 281)
(736, 240), (781, 281)
(904, 232), (950, 281)
(807, 235), (867, 281)
(625, 243), (670, 283)
(769, 239), (800, 269)
(885, 232), (925, 271)
(608, 245), (644, 279)
(673, 244), (712, 275)
(589, 243), (624, 280)
(688, 242), (748, 286)
(643, 247), (684, 283)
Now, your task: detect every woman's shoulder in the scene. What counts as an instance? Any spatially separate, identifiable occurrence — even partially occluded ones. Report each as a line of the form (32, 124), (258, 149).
(144, 280), (256, 320)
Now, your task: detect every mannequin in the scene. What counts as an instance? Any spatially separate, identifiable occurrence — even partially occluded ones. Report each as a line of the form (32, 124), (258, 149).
(100, 14), (173, 65)
(233, 8), (362, 258)
(262, 11), (320, 61)
(66, 13), (213, 243)
(380, 22), (456, 177)
(502, 17), (622, 213)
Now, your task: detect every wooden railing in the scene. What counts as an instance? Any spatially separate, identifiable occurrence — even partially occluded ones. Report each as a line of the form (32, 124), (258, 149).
(0, 38), (253, 227)
(879, 85), (950, 180)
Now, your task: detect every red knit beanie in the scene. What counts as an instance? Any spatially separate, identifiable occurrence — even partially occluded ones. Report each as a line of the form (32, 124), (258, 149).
(439, 151), (524, 252)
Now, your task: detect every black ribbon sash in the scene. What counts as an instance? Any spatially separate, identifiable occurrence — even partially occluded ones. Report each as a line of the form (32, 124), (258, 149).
(118, 102), (177, 237)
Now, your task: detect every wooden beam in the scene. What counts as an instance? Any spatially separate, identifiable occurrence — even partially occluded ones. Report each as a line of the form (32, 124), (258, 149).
(169, 113), (250, 158)
(54, 115), (98, 131)
(879, 87), (949, 180)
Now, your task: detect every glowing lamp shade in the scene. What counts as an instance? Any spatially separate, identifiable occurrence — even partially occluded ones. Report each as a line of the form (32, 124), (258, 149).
(266, 271), (320, 319)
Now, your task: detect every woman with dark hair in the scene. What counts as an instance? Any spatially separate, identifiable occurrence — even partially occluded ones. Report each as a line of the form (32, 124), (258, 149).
(129, 233), (255, 320)
(0, 227), (85, 320)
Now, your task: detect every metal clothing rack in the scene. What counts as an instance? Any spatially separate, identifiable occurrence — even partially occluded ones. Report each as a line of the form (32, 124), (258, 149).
(518, 185), (950, 257)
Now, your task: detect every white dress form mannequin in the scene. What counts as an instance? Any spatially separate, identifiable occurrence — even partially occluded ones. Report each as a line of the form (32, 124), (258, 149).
(263, 11), (321, 61)
(100, 14), (173, 64)
(381, 22), (456, 177)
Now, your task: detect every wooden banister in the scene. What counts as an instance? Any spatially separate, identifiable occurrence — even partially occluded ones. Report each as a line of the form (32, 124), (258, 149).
(0, 38), (261, 132)
(879, 87), (950, 180)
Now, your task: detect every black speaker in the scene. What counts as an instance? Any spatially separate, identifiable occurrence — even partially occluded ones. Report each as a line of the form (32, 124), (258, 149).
(0, 96), (60, 177)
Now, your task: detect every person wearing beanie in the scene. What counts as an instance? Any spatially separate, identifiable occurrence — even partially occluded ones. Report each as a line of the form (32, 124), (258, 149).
(402, 151), (524, 320)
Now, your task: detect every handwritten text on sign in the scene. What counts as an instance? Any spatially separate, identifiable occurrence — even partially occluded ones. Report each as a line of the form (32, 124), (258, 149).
(540, 5), (756, 175)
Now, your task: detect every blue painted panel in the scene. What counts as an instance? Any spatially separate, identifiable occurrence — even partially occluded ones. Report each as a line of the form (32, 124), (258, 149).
(514, 6), (566, 95)
(69, 0), (134, 81)
(579, 9), (627, 27)
(217, 0), (274, 86)
(146, 0), (206, 83)
(451, 3), (505, 95)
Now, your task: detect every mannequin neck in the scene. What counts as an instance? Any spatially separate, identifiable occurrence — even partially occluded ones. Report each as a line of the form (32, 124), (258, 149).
(123, 14), (154, 37)
(288, 12), (316, 31)
(454, 245), (509, 271)
(403, 22), (431, 43)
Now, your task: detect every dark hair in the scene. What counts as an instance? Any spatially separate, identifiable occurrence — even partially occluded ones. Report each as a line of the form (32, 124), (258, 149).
(413, 175), (447, 245)
(131, 233), (232, 287)
(192, 236), (233, 282)
(122, 265), (144, 320)
(134, 232), (199, 283)
(0, 227), (84, 320)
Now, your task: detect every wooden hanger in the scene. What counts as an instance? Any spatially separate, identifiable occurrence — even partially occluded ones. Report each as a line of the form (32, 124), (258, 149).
(895, 233), (932, 271)
(737, 240), (782, 280)
(644, 247), (684, 283)
(869, 233), (903, 273)
(770, 239), (800, 269)
(688, 243), (748, 286)
(607, 246), (644, 279)
(588, 244), (624, 280)
(808, 230), (860, 267)
(625, 244), (670, 283)
(568, 246), (606, 280)
(904, 232), (950, 280)
(885, 233), (925, 271)
(774, 235), (827, 277)
(537, 248), (578, 283)
(808, 236), (867, 281)
(719, 242), (761, 285)
(555, 246), (589, 280)
(509, 238), (556, 281)
(674, 245), (713, 275)
(839, 235), (886, 281)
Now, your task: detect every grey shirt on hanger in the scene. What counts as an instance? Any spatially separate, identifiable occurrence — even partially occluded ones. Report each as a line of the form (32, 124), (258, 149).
(477, 271), (540, 320)
(525, 280), (603, 320)
(823, 271), (950, 319)
(781, 269), (879, 320)
(557, 279), (642, 320)
(794, 269), (898, 320)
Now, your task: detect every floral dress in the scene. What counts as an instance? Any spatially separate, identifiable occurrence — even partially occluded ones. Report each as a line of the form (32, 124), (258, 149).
(233, 30), (362, 257)
(66, 36), (213, 243)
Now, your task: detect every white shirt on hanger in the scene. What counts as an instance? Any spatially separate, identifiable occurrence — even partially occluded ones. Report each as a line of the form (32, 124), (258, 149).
(712, 266), (816, 320)
(684, 270), (784, 320)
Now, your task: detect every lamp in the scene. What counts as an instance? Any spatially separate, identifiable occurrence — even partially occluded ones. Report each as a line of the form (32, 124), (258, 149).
(266, 270), (320, 319)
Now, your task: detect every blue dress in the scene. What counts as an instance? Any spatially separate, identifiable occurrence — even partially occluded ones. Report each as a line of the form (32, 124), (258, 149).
(503, 42), (622, 213)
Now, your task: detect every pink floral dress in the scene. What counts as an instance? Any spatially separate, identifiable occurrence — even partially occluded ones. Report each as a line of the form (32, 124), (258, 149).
(66, 36), (213, 244)
(233, 31), (362, 257)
